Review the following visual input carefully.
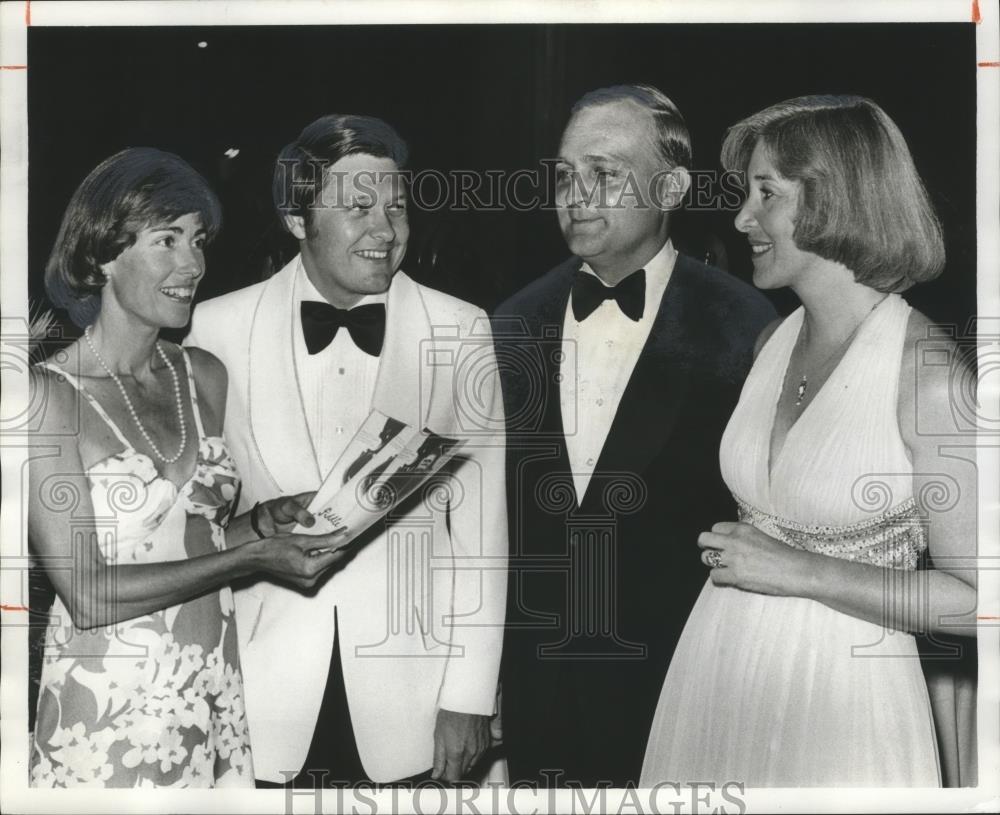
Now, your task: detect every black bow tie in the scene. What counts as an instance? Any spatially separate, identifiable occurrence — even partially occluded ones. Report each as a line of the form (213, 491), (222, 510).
(571, 269), (646, 322)
(300, 301), (386, 356)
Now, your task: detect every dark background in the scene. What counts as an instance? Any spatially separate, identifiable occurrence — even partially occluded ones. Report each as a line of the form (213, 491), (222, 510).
(28, 23), (977, 332)
(25, 22), (979, 731)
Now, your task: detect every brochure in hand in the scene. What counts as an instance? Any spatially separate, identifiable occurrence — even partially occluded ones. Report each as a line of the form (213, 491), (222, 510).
(293, 410), (466, 553)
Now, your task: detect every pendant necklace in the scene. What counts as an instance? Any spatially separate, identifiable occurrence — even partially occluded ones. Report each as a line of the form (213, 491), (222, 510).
(83, 325), (188, 463)
(794, 295), (889, 408)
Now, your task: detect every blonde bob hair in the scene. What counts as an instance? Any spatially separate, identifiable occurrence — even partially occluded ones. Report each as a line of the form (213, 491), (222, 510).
(721, 95), (944, 291)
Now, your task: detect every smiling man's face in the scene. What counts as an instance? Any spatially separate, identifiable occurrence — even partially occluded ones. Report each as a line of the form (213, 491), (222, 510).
(287, 153), (409, 308)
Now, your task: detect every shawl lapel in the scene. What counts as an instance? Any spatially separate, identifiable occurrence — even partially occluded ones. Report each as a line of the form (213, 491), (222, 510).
(370, 271), (440, 432)
(513, 260), (577, 446)
(503, 255), (692, 509)
(246, 257), (321, 494)
(247, 263), (440, 495)
(582, 258), (694, 509)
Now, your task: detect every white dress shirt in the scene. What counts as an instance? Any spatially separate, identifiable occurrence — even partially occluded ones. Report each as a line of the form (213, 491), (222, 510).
(560, 239), (677, 503)
(293, 260), (385, 480)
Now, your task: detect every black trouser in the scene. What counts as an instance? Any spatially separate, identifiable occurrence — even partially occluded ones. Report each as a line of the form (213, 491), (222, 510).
(505, 660), (655, 788)
(254, 610), (433, 789)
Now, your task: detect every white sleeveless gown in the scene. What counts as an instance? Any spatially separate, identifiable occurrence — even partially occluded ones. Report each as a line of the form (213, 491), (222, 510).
(640, 294), (940, 786)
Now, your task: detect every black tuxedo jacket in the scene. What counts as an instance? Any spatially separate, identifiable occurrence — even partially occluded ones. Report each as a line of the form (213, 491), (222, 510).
(492, 253), (776, 781)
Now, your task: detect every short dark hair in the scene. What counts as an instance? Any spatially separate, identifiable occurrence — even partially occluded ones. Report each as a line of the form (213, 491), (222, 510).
(45, 147), (221, 327)
(721, 95), (944, 292)
(571, 84), (692, 170)
(272, 114), (409, 229)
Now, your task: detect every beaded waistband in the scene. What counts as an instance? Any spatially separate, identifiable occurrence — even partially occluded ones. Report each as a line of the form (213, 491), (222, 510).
(735, 496), (928, 570)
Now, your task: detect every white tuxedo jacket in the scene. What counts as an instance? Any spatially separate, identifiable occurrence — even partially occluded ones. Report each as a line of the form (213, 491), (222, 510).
(186, 257), (507, 782)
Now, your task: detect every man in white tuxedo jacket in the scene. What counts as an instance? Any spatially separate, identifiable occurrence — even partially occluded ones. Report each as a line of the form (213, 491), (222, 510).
(186, 114), (507, 786)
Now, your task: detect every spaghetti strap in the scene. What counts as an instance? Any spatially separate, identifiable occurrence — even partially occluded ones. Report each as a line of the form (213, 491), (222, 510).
(29, 353), (252, 788)
(178, 347), (208, 442)
(35, 361), (134, 451)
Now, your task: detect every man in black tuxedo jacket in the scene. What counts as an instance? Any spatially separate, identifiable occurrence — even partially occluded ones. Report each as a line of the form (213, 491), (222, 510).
(493, 84), (776, 787)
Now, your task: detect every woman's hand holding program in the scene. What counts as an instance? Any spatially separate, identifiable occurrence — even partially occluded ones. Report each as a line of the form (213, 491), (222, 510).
(241, 491), (350, 588)
(242, 527), (348, 589)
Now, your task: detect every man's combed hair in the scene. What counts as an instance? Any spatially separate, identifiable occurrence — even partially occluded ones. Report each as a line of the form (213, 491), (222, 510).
(272, 114), (409, 229)
(721, 94), (945, 292)
(572, 84), (692, 170)
(45, 147), (222, 327)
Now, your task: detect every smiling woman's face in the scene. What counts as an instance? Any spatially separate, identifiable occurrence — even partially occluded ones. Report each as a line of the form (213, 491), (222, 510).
(734, 142), (819, 291)
(100, 212), (207, 329)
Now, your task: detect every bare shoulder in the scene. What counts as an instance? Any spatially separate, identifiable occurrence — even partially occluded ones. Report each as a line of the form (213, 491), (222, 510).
(183, 346), (229, 427)
(903, 307), (940, 345)
(898, 308), (973, 444)
(29, 350), (84, 436)
(752, 317), (785, 360)
(185, 345), (228, 386)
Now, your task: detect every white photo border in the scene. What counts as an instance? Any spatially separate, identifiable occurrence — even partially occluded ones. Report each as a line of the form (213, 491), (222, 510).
(1, 1), (997, 813)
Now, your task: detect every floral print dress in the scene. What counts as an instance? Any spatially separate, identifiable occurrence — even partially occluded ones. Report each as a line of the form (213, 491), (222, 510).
(31, 349), (254, 787)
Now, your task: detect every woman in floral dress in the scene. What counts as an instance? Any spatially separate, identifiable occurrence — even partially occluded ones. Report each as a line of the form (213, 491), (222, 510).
(29, 148), (348, 787)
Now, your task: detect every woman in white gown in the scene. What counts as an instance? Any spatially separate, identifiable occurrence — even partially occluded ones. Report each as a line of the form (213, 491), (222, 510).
(640, 96), (977, 787)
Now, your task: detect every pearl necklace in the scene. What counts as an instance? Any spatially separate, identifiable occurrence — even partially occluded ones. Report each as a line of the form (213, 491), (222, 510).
(794, 295), (889, 408)
(83, 325), (187, 463)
